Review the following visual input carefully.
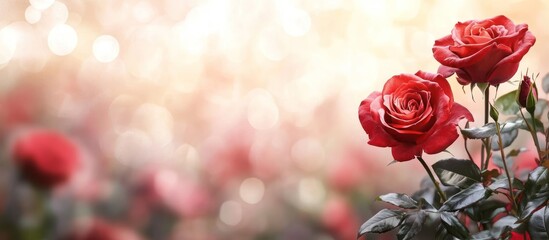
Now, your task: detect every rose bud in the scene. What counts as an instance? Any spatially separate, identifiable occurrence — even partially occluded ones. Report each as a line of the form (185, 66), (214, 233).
(517, 75), (538, 112)
(11, 130), (80, 189)
(359, 71), (473, 161)
(433, 15), (535, 86)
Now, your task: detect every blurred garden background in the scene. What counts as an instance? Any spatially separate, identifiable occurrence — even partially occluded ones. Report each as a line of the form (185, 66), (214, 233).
(0, 0), (548, 239)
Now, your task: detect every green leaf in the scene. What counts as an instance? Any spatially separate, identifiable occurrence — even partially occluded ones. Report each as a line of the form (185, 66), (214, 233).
(490, 215), (519, 238)
(358, 209), (405, 236)
(525, 166), (549, 197)
(397, 210), (426, 240)
(435, 223), (452, 240)
(491, 127), (518, 150)
(519, 189), (549, 221)
(542, 73), (549, 93)
(377, 193), (418, 209)
(517, 117), (545, 133)
(461, 123), (496, 139)
(495, 89), (519, 115)
(490, 104), (499, 121)
(440, 212), (469, 239)
(432, 158), (482, 189)
(441, 183), (491, 211)
(529, 206), (549, 239)
(465, 199), (507, 224)
(489, 178), (509, 191)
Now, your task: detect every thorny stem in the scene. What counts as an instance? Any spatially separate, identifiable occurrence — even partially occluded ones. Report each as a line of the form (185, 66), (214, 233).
(495, 122), (518, 212)
(417, 156), (447, 202)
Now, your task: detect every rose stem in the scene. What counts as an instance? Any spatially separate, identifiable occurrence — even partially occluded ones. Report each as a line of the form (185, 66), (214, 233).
(417, 156), (447, 202)
(494, 122), (518, 212)
(481, 87), (490, 170)
(520, 108), (543, 162)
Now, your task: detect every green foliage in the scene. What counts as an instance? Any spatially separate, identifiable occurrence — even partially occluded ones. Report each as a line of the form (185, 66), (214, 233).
(358, 209), (405, 236)
(440, 183), (491, 211)
(432, 158), (481, 189)
(495, 89), (519, 115)
(377, 193), (418, 209)
(529, 206), (549, 239)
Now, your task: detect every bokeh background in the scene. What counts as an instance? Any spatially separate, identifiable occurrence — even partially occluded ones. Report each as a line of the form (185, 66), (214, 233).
(0, 0), (548, 239)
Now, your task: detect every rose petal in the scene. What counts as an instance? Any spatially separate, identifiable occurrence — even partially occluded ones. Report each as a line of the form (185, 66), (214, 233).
(358, 92), (398, 147)
(423, 103), (474, 154)
(391, 144), (422, 161)
(486, 30), (536, 85)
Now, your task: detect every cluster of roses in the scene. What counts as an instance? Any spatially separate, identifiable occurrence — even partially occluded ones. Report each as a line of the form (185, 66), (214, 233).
(6, 130), (138, 240)
(358, 15), (547, 239)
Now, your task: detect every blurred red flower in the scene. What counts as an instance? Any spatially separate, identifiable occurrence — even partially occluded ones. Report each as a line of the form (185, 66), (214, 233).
(11, 130), (80, 189)
(62, 219), (141, 240)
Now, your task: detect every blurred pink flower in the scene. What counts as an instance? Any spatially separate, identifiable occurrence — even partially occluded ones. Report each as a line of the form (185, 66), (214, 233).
(132, 168), (213, 218)
(322, 197), (359, 240)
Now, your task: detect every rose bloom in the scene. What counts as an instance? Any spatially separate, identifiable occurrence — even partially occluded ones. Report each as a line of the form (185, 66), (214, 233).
(433, 15), (535, 86)
(11, 130), (80, 189)
(359, 71), (473, 161)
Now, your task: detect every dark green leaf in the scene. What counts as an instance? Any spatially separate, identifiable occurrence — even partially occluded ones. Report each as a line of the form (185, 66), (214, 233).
(491, 127), (518, 150)
(377, 193), (418, 209)
(529, 206), (549, 239)
(542, 73), (549, 93)
(397, 210), (426, 240)
(525, 166), (549, 197)
(432, 158), (481, 189)
(435, 224), (452, 240)
(440, 212), (469, 239)
(495, 90), (519, 115)
(358, 209), (405, 236)
(519, 188), (549, 221)
(466, 199), (507, 224)
(441, 183), (491, 211)
(461, 123), (496, 139)
(490, 215), (519, 238)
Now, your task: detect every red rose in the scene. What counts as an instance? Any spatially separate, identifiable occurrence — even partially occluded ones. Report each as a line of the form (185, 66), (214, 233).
(433, 15), (535, 86)
(12, 130), (80, 189)
(358, 71), (473, 161)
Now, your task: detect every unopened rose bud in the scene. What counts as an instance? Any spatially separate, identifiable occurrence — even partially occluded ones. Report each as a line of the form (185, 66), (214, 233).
(517, 75), (538, 112)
